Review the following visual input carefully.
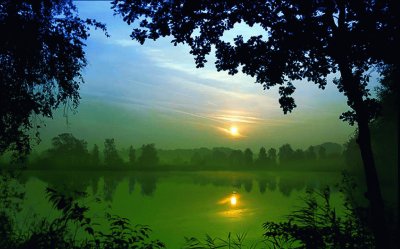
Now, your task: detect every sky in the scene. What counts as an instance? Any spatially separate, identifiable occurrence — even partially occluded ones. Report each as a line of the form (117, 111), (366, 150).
(38, 1), (362, 151)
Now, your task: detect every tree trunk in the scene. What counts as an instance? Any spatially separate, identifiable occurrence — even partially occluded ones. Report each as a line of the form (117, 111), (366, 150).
(338, 63), (390, 248)
(356, 115), (389, 248)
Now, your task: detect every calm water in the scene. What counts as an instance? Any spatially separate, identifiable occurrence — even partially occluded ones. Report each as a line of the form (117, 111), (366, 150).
(18, 170), (344, 248)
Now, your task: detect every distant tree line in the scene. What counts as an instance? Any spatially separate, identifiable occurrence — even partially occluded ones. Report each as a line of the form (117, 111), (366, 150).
(14, 133), (158, 170)
(187, 143), (344, 171)
(3, 133), (350, 171)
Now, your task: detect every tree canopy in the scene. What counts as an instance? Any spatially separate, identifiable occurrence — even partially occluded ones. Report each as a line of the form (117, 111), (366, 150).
(112, 0), (398, 116)
(44, 133), (89, 167)
(0, 0), (107, 158)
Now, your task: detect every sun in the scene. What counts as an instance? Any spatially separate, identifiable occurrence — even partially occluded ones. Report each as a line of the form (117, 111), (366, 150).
(229, 126), (239, 136)
(230, 195), (237, 206)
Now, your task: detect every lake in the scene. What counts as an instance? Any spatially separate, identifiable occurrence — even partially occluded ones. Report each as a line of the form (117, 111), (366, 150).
(17, 170), (345, 248)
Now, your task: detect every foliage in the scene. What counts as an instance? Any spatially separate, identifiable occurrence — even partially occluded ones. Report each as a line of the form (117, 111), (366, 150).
(0, 0), (108, 159)
(128, 145), (136, 166)
(94, 214), (164, 249)
(0, 170), (25, 212)
(104, 138), (123, 167)
(112, 0), (397, 118)
(138, 144), (159, 168)
(0, 171), (25, 249)
(267, 148), (277, 167)
(255, 147), (267, 167)
(182, 232), (262, 249)
(243, 148), (253, 167)
(43, 133), (90, 168)
(90, 144), (100, 167)
(278, 144), (294, 165)
(228, 150), (244, 168)
(263, 176), (375, 248)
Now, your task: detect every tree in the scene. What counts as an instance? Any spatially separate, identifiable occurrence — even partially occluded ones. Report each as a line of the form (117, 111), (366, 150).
(46, 133), (89, 168)
(190, 151), (205, 167)
(255, 147), (268, 167)
(305, 146), (317, 162)
(104, 138), (123, 167)
(138, 144), (159, 167)
(91, 144), (100, 166)
(128, 145), (136, 166)
(293, 149), (305, 162)
(0, 0), (107, 159)
(210, 148), (228, 168)
(267, 148), (277, 167)
(228, 149), (244, 168)
(318, 146), (327, 160)
(278, 144), (294, 165)
(112, 1), (399, 245)
(243, 148), (253, 167)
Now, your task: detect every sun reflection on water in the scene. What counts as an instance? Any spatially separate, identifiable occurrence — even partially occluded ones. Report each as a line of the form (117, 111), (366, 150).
(217, 192), (250, 218)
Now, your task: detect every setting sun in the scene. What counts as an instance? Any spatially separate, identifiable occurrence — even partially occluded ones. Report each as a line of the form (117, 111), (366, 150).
(229, 126), (239, 136)
(230, 196), (237, 206)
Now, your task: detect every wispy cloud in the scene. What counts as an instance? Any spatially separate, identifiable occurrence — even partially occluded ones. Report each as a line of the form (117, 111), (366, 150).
(108, 39), (138, 47)
(213, 114), (263, 124)
(141, 48), (257, 89)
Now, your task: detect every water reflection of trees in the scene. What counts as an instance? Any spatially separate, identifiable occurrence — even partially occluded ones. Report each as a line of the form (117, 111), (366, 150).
(278, 177), (306, 197)
(22, 171), (160, 201)
(258, 176), (277, 194)
(22, 171), (340, 202)
(189, 172), (339, 197)
(136, 174), (157, 196)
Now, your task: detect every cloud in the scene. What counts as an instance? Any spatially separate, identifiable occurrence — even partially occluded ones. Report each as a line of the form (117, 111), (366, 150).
(141, 47), (258, 90)
(108, 39), (138, 47)
(212, 114), (263, 124)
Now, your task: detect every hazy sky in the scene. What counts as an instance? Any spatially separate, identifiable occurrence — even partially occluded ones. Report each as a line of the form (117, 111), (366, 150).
(38, 1), (367, 151)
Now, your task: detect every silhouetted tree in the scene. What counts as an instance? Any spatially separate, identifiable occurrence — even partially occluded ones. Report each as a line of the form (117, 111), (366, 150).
(45, 133), (89, 168)
(243, 148), (253, 167)
(128, 145), (136, 166)
(305, 146), (317, 162)
(255, 147), (268, 167)
(91, 144), (100, 167)
(293, 149), (305, 162)
(228, 149), (244, 169)
(267, 148), (277, 167)
(278, 144), (294, 165)
(318, 146), (327, 160)
(0, 0), (107, 159)
(138, 144), (159, 167)
(210, 148), (227, 168)
(112, 1), (399, 245)
(103, 138), (123, 167)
